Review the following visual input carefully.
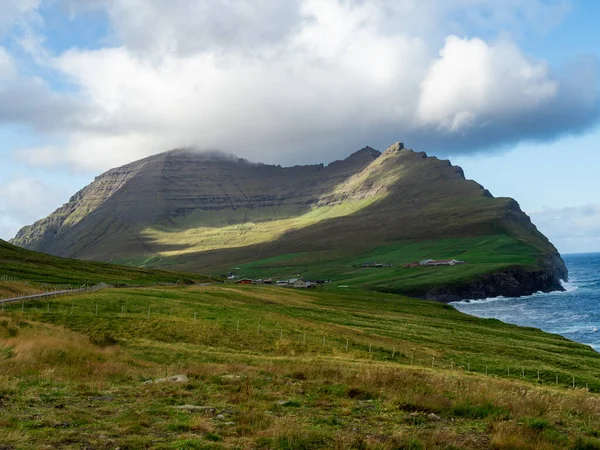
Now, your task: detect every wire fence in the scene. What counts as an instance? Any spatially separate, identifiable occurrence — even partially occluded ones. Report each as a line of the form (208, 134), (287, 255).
(1, 294), (595, 394)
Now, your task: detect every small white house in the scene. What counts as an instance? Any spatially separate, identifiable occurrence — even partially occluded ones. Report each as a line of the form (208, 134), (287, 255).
(293, 280), (307, 288)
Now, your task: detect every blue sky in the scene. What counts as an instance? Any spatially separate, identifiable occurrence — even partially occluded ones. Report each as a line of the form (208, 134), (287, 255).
(0, 0), (599, 254)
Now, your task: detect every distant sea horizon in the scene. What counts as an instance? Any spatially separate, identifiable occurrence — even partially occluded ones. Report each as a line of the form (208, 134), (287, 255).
(452, 252), (600, 351)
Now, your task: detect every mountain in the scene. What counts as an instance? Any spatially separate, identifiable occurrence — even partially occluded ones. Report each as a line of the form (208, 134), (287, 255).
(11, 142), (567, 300)
(0, 238), (211, 286)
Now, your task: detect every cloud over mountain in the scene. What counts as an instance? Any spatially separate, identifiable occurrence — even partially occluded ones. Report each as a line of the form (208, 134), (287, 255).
(1, 0), (598, 171)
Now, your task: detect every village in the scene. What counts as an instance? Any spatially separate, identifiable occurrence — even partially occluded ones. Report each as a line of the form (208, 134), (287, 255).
(358, 259), (466, 269)
(402, 259), (466, 268)
(230, 276), (330, 289)
(228, 259), (466, 289)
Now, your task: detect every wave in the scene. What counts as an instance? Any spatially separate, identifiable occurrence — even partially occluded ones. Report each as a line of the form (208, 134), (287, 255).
(451, 296), (512, 306)
(452, 281), (580, 306)
(562, 281), (579, 292)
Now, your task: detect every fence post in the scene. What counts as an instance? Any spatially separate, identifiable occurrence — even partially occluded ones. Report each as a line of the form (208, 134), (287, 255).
(392, 347), (395, 358)
(95, 304), (98, 316)
(236, 318), (240, 331)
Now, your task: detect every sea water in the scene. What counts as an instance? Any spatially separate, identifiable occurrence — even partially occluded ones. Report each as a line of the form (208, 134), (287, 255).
(451, 253), (600, 351)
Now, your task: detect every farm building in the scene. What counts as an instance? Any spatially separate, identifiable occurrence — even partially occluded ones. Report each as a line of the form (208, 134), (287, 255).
(235, 279), (253, 285)
(419, 259), (465, 266)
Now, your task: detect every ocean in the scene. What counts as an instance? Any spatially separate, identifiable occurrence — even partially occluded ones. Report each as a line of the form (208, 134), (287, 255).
(452, 252), (600, 351)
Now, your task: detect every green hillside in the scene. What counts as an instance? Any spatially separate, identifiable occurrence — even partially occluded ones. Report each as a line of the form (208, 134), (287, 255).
(230, 235), (540, 293)
(0, 239), (213, 288)
(1, 284), (599, 449)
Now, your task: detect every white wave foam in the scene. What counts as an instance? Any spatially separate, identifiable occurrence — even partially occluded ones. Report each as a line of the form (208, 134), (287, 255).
(561, 280), (579, 293)
(452, 282), (579, 305)
(451, 296), (510, 305)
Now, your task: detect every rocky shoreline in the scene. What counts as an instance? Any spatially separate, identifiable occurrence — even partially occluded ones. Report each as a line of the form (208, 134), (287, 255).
(418, 253), (569, 303)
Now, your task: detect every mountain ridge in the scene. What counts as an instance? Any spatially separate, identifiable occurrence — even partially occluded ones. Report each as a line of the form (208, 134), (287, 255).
(11, 142), (567, 300)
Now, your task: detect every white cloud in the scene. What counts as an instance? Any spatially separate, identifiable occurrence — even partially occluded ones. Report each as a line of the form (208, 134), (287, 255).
(2, 0), (598, 172)
(0, 47), (16, 80)
(531, 205), (600, 254)
(417, 36), (557, 132)
(0, 177), (66, 239)
(0, 0), (40, 36)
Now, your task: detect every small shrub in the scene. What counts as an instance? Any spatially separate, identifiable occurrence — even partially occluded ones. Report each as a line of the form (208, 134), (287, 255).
(322, 383), (347, 396)
(287, 372), (307, 381)
(168, 422), (191, 432)
(347, 387), (376, 400)
(276, 430), (331, 450)
(402, 414), (427, 426)
(543, 429), (568, 446)
(389, 437), (425, 450)
(451, 402), (508, 420)
(170, 439), (215, 450)
(279, 400), (301, 407)
(525, 417), (551, 431)
(7, 327), (18, 337)
(573, 437), (600, 450)
(89, 332), (118, 347)
(204, 432), (222, 442)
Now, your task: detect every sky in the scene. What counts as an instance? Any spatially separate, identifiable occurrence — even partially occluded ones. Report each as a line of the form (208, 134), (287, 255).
(0, 0), (599, 254)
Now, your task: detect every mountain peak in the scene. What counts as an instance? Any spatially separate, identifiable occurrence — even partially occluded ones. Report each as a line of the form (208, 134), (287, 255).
(350, 146), (381, 158)
(326, 146), (381, 169)
(383, 142), (406, 154)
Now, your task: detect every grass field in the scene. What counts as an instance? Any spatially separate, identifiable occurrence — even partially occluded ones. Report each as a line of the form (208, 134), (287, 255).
(0, 239), (214, 291)
(233, 235), (542, 294)
(1, 284), (600, 449)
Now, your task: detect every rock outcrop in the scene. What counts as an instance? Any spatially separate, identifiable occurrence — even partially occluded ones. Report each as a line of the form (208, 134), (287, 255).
(421, 253), (567, 303)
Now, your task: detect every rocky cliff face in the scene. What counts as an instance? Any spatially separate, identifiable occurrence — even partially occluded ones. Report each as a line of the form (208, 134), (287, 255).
(420, 253), (568, 303)
(11, 142), (568, 301)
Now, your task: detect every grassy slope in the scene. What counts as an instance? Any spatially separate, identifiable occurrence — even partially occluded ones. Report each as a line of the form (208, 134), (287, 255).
(1, 284), (600, 449)
(0, 239), (213, 288)
(233, 234), (542, 293)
